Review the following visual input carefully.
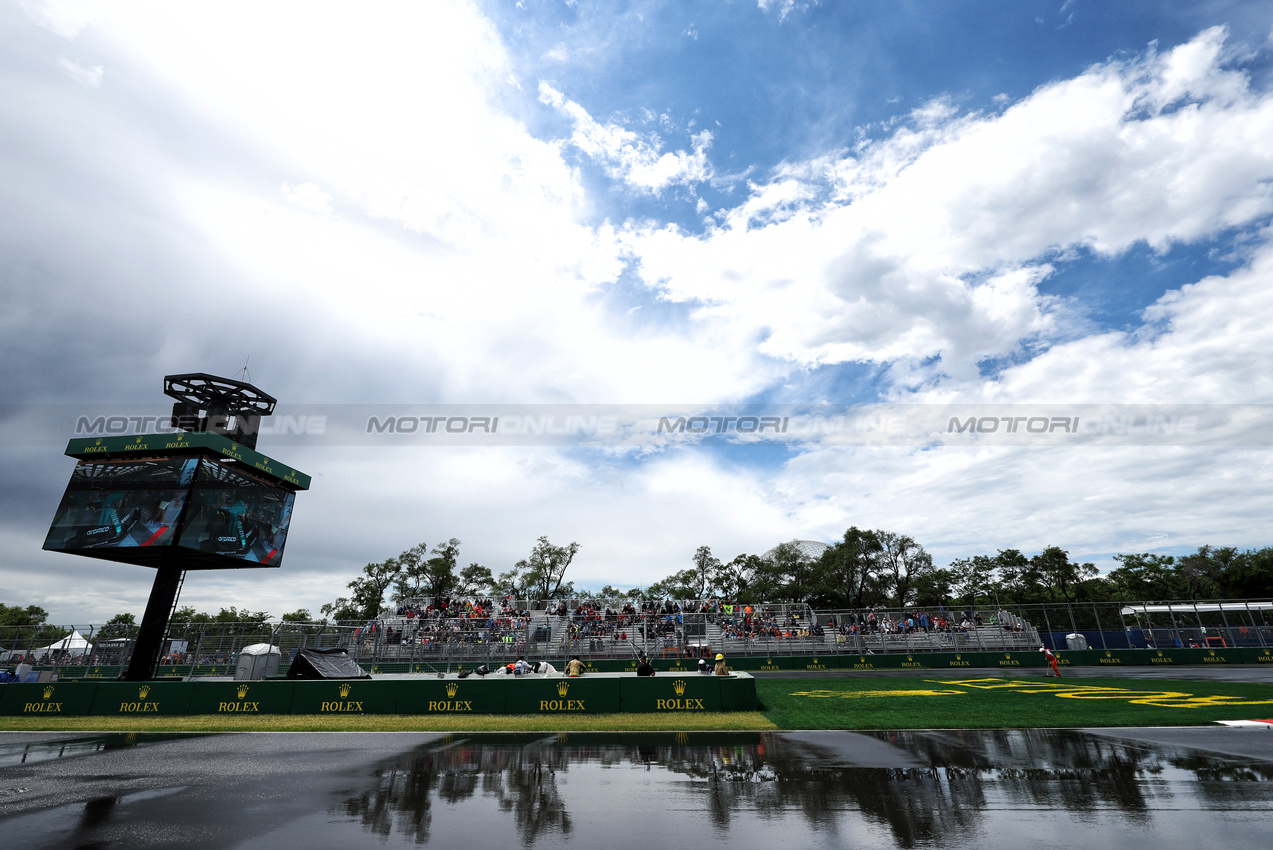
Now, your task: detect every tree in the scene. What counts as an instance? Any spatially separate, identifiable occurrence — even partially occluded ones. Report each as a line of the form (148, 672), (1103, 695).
(911, 567), (957, 608)
(391, 539), (463, 602)
(767, 541), (817, 602)
(948, 555), (996, 608)
(279, 609), (313, 623)
(688, 546), (720, 599)
(1175, 545), (1235, 600)
(320, 597), (361, 623)
(1106, 553), (1180, 601)
(346, 557), (404, 620)
(0, 603), (49, 627)
(1030, 546), (1097, 604)
(714, 554), (762, 601)
(991, 549), (1035, 605)
(877, 531), (934, 608)
(95, 613), (137, 640)
(455, 563), (495, 597)
(0, 603), (65, 646)
(516, 536), (580, 600)
(391, 543), (432, 601)
(811, 527), (884, 608)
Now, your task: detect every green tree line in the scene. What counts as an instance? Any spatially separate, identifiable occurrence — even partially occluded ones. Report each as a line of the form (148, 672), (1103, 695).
(7, 535), (1270, 637)
(636, 532), (1273, 609)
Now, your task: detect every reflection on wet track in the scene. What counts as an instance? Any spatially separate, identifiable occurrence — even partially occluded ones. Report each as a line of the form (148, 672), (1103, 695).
(1, 729), (1271, 848)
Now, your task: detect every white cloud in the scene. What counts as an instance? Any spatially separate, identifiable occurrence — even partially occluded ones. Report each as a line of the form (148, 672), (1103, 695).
(622, 27), (1273, 389)
(538, 81), (714, 194)
(919, 227), (1273, 403)
(57, 56), (102, 87)
(280, 182), (332, 215)
(23, 0), (92, 39)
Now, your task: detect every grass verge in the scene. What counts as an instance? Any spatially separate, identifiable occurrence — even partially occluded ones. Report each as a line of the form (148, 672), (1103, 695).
(756, 676), (1273, 729)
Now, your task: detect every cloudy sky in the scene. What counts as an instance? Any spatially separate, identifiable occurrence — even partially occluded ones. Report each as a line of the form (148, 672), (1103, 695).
(3, 1), (1273, 624)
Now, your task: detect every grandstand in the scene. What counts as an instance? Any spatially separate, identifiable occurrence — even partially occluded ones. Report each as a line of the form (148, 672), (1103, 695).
(9, 596), (1271, 677)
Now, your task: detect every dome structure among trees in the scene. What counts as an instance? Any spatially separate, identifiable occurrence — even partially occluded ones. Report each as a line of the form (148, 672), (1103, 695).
(762, 539), (830, 561)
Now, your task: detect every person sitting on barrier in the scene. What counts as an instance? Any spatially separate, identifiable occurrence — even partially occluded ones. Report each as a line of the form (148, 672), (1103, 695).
(697, 658), (710, 674)
(636, 652), (655, 677)
(566, 655), (585, 677)
(713, 653), (730, 676)
(532, 661), (559, 676)
(513, 656), (532, 676)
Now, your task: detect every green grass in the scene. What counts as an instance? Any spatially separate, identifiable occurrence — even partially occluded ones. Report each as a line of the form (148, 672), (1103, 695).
(756, 676), (1273, 729)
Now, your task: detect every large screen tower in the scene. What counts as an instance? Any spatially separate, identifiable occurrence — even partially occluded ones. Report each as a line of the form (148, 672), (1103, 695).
(44, 373), (310, 680)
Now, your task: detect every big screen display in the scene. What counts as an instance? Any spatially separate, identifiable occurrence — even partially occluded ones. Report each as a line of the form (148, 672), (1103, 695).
(175, 458), (295, 565)
(43, 457), (197, 551)
(44, 455), (297, 568)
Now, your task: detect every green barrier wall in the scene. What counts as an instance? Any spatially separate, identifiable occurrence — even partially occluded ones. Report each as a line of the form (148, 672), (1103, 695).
(1184, 647), (1238, 665)
(396, 678), (508, 715)
(794, 656), (839, 672)
(504, 676), (623, 715)
(927, 652), (983, 669)
(620, 674), (723, 713)
(0, 682), (97, 716)
(90, 681), (190, 716)
(187, 681), (296, 715)
(289, 679), (398, 715)
(1139, 648), (1190, 666)
(719, 675), (755, 712)
(1243, 647), (1273, 664)
(728, 656), (790, 672)
(1085, 648), (1139, 666)
(842, 654), (900, 670)
(985, 651), (1044, 669)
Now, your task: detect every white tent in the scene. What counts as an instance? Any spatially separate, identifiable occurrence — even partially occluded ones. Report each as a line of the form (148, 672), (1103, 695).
(30, 629), (93, 657)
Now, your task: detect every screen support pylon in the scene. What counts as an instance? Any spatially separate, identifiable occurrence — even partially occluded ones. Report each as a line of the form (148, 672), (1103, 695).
(123, 550), (187, 681)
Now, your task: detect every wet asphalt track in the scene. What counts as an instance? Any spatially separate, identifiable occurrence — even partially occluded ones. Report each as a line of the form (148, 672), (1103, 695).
(1, 665), (1271, 849)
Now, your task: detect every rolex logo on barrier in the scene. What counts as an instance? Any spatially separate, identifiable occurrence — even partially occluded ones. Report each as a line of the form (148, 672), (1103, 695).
(657, 679), (703, 711)
(219, 683), (260, 713)
(322, 682), (363, 713)
(120, 684), (159, 713)
(540, 679), (584, 712)
(428, 680), (472, 712)
(26, 684), (62, 714)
